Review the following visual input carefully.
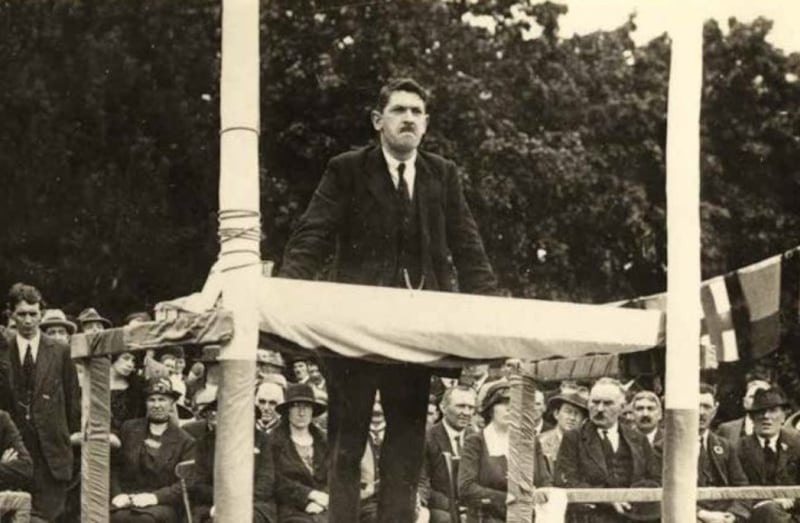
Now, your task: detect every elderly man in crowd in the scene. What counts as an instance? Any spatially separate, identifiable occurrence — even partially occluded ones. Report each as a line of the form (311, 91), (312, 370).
(5, 283), (80, 521)
(110, 377), (195, 523)
(256, 379), (286, 434)
(538, 387), (588, 476)
(718, 375), (772, 445)
(554, 377), (660, 522)
(696, 383), (750, 523)
(631, 391), (663, 452)
(736, 388), (800, 523)
(419, 385), (477, 523)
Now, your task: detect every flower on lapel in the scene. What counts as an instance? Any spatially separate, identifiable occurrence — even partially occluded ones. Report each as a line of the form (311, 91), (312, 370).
(254, 447), (261, 455)
(782, 442), (789, 452)
(713, 445), (723, 455)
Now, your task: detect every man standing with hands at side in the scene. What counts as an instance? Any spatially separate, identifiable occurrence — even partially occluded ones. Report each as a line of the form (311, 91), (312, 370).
(279, 78), (498, 523)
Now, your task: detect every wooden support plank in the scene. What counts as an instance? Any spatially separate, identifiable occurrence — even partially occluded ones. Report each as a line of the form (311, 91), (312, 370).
(80, 357), (110, 523)
(507, 373), (539, 523)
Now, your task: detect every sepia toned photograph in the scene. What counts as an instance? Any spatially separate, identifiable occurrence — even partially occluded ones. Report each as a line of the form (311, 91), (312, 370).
(1, 1), (800, 521)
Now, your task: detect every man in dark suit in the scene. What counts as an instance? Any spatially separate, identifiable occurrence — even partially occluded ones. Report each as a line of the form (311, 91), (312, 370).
(736, 388), (800, 523)
(279, 78), (497, 523)
(696, 383), (750, 523)
(554, 377), (660, 523)
(110, 377), (195, 523)
(717, 376), (771, 446)
(4, 283), (80, 521)
(419, 385), (477, 523)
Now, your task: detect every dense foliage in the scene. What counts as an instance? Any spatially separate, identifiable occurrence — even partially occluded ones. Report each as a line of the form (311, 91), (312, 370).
(1, 1), (798, 330)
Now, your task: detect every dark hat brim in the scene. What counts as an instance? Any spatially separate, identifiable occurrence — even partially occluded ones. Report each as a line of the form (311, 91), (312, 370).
(548, 394), (588, 414)
(275, 397), (327, 417)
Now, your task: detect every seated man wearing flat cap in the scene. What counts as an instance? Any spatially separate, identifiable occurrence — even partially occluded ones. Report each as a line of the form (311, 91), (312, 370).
(736, 387), (800, 523)
(110, 377), (195, 523)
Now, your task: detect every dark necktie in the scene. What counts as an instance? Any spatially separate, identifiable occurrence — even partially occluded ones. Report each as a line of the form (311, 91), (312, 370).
(699, 437), (712, 484)
(22, 345), (34, 391)
(763, 440), (778, 483)
(600, 429), (616, 462)
(397, 162), (410, 208)
(453, 435), (461, 456)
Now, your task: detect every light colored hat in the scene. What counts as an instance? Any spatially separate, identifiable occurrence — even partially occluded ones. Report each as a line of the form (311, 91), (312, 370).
(40, 309), (77, 335)
(78, 307), (112, 328)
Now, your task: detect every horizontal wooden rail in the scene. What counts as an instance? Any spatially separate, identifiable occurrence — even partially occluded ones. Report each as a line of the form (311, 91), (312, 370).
(530, 486), (800, 504)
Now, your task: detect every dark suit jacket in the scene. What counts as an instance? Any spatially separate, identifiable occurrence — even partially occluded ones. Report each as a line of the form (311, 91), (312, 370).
(280, 145), (497, 294)
(111, 418), (195, 506)
(717, 417), (747, 446)
(8, 335), (80, 481)
(271, 421), (329, 522)
(0, 410), (32, 490)
(554, 422), (661, 489)
(190, 425), (276, 523)
(736, 428), (800, 487)
(419, 421), (474, 512)
(698, 431), (750, 519)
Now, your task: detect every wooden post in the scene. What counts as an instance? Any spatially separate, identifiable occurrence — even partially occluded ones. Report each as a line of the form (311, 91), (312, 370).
(507, 372), (539, 523)
(80, 356), (111, 523)
(662, 8), (703, 522)
(214, 0), (261, 521)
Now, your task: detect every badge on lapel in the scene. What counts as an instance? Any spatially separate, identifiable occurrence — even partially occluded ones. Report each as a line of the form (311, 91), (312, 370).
(782, 442), (789, 452)
(713, 445), (723, 455)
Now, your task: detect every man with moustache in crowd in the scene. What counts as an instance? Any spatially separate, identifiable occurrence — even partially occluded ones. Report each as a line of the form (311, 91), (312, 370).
(631, 391), (663, 458)
(696, 383), (750, 523)
(110, 378), (194, 523)
(419, 386), (477, 523)
(736, 388), (800, 523)
(279, 77), (497, 523)
(5, 283), (80, 522)
(554, 377), (660, 522)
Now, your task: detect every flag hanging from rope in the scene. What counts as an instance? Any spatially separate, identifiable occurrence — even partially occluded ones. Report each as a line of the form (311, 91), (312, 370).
(618, 245), (800, 362)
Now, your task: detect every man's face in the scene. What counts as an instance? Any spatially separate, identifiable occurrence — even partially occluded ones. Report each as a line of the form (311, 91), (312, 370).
(175, 357), (186, 374)
(532, 390), (545, 423)
(146, 394), (174, 423)
(633, 397), (662, 434)
(255, 382), (284, 425)
(698, 392), (718, 433)
(426, 403), (440, 429)
(753, 406), (786, 438)
(502, 359), (521, 379)
(462, 364), (489, 381)
(743, 380), (770, 410)
(44, 325), (69, 344)
(371, 90), (429, 157)
(293, 361), (309, 381)
(589, 383), (625, 429)
(161, 357), (177, 375)
(554, 402), (586, 432)
(441, 389), (476, 430)
(83, 321), (105, 334)
(12, 301), (41, 339)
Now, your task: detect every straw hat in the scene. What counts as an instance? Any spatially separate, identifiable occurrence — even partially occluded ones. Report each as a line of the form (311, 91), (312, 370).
(78, 307), (111, 328)
(40, 309), (77, 335)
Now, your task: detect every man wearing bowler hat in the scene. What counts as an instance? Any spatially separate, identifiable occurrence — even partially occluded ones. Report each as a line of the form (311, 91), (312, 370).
(110, 377), (195, 523)
(279, 78), (497, 523)
(736, 387), (800, 523)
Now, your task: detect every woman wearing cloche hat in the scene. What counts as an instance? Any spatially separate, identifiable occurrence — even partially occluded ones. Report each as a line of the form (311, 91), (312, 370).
(271, 383), (329, 523)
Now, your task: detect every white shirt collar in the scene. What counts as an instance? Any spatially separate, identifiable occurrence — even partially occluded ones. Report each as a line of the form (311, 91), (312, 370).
(744, 415), (754, 435)
(381, 147), (417, 199)
(442, 419), (465, 449)
(646, 428), (658, 445)
(760, 433), (780, 451)
(17, 331), (41, 363)
(700, 429), (710, 449)
(597, 423), (620, 450)
(483, 422), (508, 457)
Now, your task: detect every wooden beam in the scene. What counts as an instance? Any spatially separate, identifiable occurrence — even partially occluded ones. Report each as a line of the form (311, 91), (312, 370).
(507, 373), (539, 523)
(80, 357), (111, 523)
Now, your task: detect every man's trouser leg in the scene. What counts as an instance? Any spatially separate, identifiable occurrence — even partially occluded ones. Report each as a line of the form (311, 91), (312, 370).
(327, 358), (377, 523)
(377, 363), (431, 523)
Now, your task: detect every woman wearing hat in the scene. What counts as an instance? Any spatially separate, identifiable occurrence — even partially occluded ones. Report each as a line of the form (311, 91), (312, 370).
(271, 383), (330, 523)
(458, 380), (551, 523)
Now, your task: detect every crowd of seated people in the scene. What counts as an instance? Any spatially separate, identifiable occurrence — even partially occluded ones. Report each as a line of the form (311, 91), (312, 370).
(3, 281), (800, 523)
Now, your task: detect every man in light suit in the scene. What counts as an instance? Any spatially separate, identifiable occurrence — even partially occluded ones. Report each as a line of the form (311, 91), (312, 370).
(279, 78), (497, 523)
(554, 377), (661, 523)
(5, 283), (80, 521)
